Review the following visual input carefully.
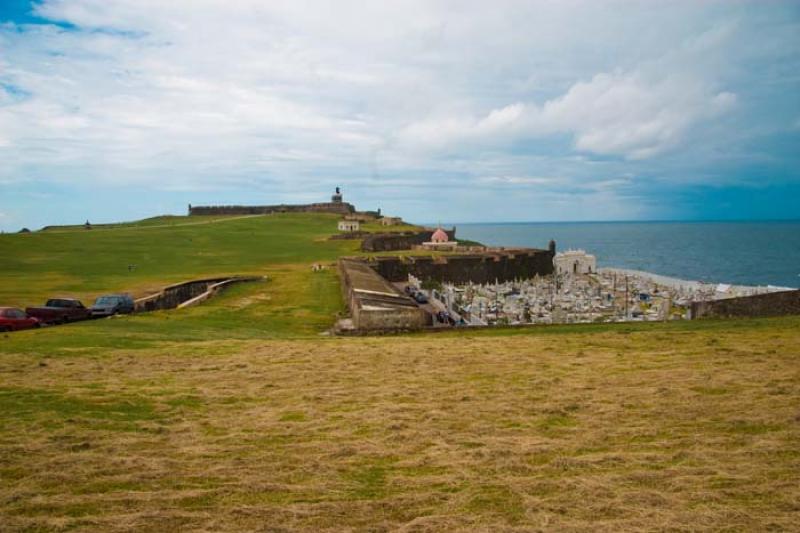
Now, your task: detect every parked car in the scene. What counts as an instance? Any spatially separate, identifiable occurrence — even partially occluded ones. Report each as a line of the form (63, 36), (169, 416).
(413, 292), (429, 304)
(90, 294), (135, 317)
(0, 307), (41, 332)
(25, 298), (91, 324)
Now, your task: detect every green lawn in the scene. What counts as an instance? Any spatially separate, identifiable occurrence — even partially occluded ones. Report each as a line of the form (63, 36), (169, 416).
(0, 213), (357, 307)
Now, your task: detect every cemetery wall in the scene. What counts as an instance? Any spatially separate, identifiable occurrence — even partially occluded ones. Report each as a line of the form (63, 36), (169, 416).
(691, 289), (800, 319)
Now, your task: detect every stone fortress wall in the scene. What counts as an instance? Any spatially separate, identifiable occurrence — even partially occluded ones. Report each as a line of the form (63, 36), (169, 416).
(188, 202), (355, 216)
(365, 248), (555, 285)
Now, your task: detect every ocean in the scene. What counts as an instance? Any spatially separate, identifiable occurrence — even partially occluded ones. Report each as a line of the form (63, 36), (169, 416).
(455, 221), (800, 289)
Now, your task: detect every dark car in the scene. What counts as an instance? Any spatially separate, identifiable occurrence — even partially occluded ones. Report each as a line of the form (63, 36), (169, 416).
(90, 294), (135, 317)
(25, 298), (91, 324)
(413, 292), (429, 304)
(0, 307), (41, 332)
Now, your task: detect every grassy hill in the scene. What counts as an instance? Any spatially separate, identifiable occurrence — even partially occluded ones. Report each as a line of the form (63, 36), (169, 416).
(0, 213), (358, 307)
(1, 212), (798, 530)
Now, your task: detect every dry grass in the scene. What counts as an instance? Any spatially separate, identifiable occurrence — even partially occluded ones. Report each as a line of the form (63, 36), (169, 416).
(1, 321), (799, 531)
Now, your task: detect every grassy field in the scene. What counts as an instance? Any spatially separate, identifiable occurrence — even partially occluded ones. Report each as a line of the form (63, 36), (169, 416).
(1, 212), (798, 530)
(1, 317), (798, 530)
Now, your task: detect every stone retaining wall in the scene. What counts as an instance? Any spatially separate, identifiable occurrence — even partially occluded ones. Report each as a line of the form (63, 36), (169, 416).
(134, 276), (262, 312)
(338, 259), (429, 331)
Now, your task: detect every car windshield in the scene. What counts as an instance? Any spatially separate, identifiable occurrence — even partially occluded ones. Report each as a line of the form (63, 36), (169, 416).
(95, 296), (120, 305)
(46, 299), (70, 307)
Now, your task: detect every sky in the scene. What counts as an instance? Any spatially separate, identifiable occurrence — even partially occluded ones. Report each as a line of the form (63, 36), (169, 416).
(0, 0), (799, 230)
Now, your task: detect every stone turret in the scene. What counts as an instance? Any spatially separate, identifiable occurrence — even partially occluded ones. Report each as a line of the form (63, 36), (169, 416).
(331, 186), (343, 203)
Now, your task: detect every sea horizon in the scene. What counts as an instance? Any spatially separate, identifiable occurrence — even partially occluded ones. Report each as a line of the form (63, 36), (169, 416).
(447, 219), (800, 289)
(431, 218), (800, 226)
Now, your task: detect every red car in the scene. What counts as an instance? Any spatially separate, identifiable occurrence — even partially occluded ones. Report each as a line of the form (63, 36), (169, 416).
(0, 307), (41, 332)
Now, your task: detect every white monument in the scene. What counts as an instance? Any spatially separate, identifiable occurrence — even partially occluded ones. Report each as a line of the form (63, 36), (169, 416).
(554, 250), (597, 275)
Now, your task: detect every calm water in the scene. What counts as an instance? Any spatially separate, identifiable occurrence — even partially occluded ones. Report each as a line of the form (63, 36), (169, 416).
(455, 221), (800, 288)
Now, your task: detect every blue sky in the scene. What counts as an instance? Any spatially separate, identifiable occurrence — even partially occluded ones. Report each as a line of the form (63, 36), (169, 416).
(1, 0), (799, 230)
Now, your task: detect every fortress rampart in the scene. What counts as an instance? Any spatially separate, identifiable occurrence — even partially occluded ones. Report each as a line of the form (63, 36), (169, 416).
(188, 202), (355, 216)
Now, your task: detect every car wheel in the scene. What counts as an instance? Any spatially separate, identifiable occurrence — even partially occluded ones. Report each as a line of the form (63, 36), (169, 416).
(0, 326), (9, 333)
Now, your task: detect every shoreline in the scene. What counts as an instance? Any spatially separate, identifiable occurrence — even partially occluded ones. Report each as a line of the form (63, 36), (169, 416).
(599, 267), (797, 294)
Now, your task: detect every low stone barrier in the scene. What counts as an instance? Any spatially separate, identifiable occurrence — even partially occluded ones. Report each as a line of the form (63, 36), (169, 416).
(134, 276), (262, 312)
(691, 289), (800, 319)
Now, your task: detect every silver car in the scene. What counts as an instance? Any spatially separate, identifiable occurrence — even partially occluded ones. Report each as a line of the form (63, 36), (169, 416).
(90, 295), (135, 317)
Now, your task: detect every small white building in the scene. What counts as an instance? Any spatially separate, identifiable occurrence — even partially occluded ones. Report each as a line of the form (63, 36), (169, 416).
(338, 220), (360, 232)
(554, 250), (597, 276)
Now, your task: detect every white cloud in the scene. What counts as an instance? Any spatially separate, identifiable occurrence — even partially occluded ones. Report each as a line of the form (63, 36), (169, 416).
(0, 0), (796, 227)
(398, 66), (738, 160)
(479, 175), (561, 186)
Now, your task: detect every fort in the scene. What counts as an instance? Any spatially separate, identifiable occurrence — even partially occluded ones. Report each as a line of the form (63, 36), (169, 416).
(188, 201), (354, 216)
(188, 186), (357, 216)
